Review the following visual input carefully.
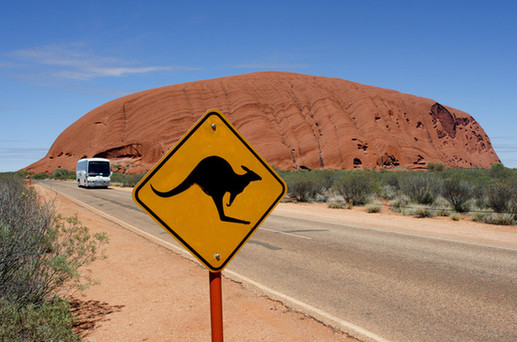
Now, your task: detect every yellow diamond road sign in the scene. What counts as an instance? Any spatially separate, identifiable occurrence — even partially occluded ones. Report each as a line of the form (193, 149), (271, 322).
(133, 110), (287, 272)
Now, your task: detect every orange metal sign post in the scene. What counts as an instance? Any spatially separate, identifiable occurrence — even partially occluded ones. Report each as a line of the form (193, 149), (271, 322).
(210, 271), (223, 342)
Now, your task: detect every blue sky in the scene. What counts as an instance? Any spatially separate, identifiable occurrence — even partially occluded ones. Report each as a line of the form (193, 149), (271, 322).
(1, 0), (516, 172)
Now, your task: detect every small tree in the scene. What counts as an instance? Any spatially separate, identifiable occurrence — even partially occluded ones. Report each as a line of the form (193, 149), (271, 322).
(32, 173), (50, 180)
(487, 180), (517, 213)
(427, 163), (445, 172)
(332, 171), (377, 205)
(442, 178), (473, 212)
(312, 169), (339, 192)
(51, 168), (75, 180)
(489, 163), (511, 179)
(283, 170), (324, 202)
(0, 174), (108, 305)
(400, 172), (442, 205)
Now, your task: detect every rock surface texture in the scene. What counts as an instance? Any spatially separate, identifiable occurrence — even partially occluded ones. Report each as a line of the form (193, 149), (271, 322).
(26, 72), (500, 174)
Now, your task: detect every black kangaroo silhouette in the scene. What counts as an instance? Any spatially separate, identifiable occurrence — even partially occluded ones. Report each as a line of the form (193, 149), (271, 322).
(151, 156), (262, 224)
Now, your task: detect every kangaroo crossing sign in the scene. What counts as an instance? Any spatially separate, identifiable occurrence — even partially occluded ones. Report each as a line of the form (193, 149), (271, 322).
(133, 110), (286, 271)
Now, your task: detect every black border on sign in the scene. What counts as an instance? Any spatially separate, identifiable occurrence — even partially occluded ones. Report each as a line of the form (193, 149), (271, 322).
(133, 111), (286, 272)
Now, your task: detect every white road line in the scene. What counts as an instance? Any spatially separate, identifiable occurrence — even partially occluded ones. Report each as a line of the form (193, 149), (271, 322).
(260, 227), (312, 240)
(224, 269), (391, 342)
(41, 183), (389, 342)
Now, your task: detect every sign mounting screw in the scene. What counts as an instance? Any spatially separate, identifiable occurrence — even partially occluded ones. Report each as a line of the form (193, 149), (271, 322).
(211, 123), (216, 130)
(214, 253), (221, 260)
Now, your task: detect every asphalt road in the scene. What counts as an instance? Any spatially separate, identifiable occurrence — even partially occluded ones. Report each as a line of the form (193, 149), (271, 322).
(39, 180), (517, 342)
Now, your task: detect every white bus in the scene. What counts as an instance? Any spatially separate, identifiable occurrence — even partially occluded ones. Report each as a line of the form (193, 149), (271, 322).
(76, 158), (111, 188)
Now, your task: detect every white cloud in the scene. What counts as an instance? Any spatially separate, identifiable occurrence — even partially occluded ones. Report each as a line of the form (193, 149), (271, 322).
(52, 65), (174, 80)
(5, 43), (191, 81)
(0, 147), (48, 157)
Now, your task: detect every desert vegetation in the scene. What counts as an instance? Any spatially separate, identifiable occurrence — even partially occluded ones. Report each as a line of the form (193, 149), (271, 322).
(22, 162), (517, 226)
(0, 173), (108, 341)
(110, 172), (145, 187)
(279, 163), (517, 225)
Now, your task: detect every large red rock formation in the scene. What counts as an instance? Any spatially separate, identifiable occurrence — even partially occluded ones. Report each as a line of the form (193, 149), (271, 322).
(26, 71), (500, 174)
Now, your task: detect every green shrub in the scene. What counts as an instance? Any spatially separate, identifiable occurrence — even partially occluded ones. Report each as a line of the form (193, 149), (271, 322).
(332, 171), (377, 205)
(471, 211), (489, 223)
(472, 183), (489, 209)
(488, 163), (511, 179)
(432, 197), (453, 216)
(328, 200), (345, 209)
(110, 172), (125, 185)
(380, 184), (398, 200)
(0, 174), (108, 340)
(427, 162), (445, 172)
(442, 178), (473, 212)
(32, 172), (50, 180)
(487, 180), (517, 213)
(111, 172), (146, 187)
(51, 168), (75, 180)
(0, 298), (80, 342)
(311, 169), (340, 191)
(282, 170), (324, 202)
(366, 202), (383, 213)
(389, 195), (410, 213)
(410, 205), (435, 218)
(124, 174), (145, 187)
(400, 172), (442, 205)
(488, 213), (516, 225)
(378, 171), (403, 189)
(0, 201), (108, 304)
(471, 212), (516, 225)
(449, 213), (461, 221)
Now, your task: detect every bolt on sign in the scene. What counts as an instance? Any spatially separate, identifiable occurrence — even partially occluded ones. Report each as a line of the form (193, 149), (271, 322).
(133, 110), (287, 272)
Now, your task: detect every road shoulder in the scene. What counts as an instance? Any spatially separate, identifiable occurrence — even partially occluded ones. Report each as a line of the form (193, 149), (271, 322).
(35, 184), (357, 342)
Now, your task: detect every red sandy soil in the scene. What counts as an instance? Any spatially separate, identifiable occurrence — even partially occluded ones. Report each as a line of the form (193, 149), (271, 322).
(26, 72), (499, 175)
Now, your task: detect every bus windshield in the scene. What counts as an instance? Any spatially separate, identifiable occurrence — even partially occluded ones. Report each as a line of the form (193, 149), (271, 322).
(88, 161), (110, 176)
